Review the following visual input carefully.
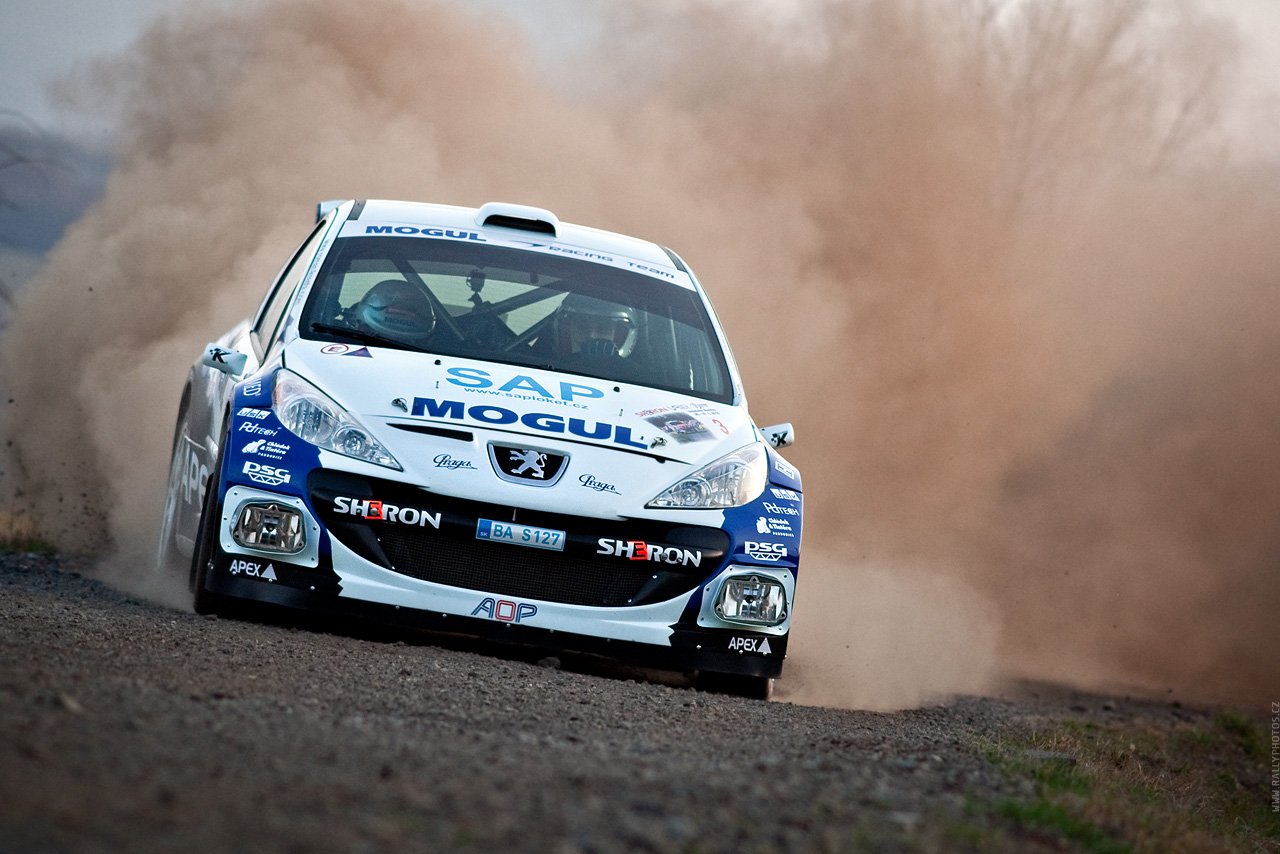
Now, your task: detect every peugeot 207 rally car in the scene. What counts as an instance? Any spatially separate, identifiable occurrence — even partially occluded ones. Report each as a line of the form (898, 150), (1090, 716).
(158, 199), (801, 698)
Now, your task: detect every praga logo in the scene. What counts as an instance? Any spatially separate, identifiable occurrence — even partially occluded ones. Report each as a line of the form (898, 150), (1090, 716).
(596, 539), (704, 567)
(332, 496), (442, 529)
(433, 453), (477, 470)
(579, 474), (620, 494)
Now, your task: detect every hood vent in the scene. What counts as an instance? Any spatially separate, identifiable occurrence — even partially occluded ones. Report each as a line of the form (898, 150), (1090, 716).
(476, 202), (559, 237)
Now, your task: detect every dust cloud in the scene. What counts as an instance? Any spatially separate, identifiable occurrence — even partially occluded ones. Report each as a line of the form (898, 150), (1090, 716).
(1, 0), (1276, 709)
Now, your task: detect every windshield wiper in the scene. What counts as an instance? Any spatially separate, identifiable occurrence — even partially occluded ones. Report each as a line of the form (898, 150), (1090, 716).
(309, 322), (430, 354)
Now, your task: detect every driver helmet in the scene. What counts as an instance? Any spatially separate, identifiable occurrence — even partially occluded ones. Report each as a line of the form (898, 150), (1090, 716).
(352, 279), (435, 346)
(555, 293), (639, 358)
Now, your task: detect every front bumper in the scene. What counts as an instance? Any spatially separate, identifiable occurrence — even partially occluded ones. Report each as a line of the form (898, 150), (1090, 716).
(207, 470), (791, 677)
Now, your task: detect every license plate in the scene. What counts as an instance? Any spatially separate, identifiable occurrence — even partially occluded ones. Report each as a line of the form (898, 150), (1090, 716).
(476, 519), (565, 551)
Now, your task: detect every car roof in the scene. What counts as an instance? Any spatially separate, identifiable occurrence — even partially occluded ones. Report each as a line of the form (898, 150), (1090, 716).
(342, 199), (686, 274)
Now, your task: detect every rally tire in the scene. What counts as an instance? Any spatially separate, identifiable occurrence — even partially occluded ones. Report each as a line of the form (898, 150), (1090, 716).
(156, 393), (192, 577)
(190, 427), (231, 616)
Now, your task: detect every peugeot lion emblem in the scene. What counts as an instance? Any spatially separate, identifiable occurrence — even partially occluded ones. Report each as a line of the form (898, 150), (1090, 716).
(489, 443), (569, 487)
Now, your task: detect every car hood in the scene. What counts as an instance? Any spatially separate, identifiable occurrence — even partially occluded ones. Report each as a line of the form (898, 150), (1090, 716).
(282, 339), (755, 512)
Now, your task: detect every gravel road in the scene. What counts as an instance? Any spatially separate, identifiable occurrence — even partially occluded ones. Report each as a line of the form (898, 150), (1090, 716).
(0, 551), (1251, 853)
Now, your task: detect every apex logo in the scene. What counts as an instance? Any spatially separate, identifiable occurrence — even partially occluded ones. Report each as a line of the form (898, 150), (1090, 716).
(728, 636), (772, 654)
(229, 559), (277, 581)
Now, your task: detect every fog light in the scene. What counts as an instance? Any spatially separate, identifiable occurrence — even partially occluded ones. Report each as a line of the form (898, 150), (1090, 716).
(232, 502), (305, 553)
(715, 574), (787, 626)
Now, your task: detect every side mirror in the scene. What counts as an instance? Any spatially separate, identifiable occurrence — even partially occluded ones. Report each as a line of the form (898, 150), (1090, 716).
(762, 422), (795, 449)
(202, 343), (248, 377)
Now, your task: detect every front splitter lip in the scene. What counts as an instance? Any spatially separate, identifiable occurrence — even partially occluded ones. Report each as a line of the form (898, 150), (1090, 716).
(202, 571), (787, 678)
(323, 537), (689, 646)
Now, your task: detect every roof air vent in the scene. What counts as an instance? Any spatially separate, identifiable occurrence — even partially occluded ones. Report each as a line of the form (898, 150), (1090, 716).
(476, 202), (559, 237)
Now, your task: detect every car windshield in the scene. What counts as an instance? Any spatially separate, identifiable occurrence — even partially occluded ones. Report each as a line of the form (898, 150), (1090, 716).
(300, 236), (734, 403)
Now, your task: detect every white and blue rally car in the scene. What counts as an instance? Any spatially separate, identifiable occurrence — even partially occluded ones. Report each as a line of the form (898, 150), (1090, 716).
(158, 199), (800, 697)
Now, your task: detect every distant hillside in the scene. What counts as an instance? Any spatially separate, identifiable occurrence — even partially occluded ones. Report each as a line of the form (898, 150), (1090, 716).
(0, 113), (111, 292)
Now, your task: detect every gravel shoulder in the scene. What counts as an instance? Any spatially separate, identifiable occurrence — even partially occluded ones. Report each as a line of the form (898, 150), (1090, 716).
(1, 552), (1274, 853)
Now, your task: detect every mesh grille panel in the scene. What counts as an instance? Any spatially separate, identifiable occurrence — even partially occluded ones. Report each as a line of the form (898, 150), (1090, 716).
(377, 529), (669, 607)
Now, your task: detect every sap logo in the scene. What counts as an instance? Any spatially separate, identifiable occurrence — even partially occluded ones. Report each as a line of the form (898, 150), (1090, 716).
(364, 225), (486, 241)
(180, 447), (208, 507)
(243, 462), (290, 487)
(773, 457), (799, 480)
(596, 539), (703, 567)
(579, 474), (620, 494)
(228, 559), (277, 582)
(238, 422), (278, 437)
(237, 407), (270, 420)
(770, 487), (800, 502)
(443, 367), (603, 403)
(728, 636), (772, 654)
(762, 502), (800, 517)
(333, 496), (441, 528)
(432, 453), (477, 470)
(242, 380), (263, 397)
(471, 598), (537, 623)
(409, 397), (647, 451)
(744, 541), (787, 562)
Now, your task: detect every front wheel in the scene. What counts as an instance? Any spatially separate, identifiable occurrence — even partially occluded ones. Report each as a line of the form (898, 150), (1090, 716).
(156, 397), (193, 576)
(189, 429), (231, 616)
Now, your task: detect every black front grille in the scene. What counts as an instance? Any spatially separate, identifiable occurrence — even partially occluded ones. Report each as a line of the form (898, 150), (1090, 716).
(378, 530), (658, 606)
(308, 469), (729, 608)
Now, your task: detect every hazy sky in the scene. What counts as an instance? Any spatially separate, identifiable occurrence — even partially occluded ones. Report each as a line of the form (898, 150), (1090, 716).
(2, 0), (1278, 141)
(0, 0), (588, 139)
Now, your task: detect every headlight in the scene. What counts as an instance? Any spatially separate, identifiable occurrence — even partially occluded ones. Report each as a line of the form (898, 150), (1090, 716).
(715, 573), (788, 626)
(272, 369), (401, 470)
(646, 442), (768, 509)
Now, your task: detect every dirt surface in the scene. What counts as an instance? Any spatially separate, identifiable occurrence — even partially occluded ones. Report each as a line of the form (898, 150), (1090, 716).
(0, 552), (1272, 854)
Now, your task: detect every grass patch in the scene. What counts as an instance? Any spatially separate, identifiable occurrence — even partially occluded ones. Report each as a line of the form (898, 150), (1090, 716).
(997, 799), (1132, 854)
(0, 509), (54, 553)
(978, 707), (1280, 853)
